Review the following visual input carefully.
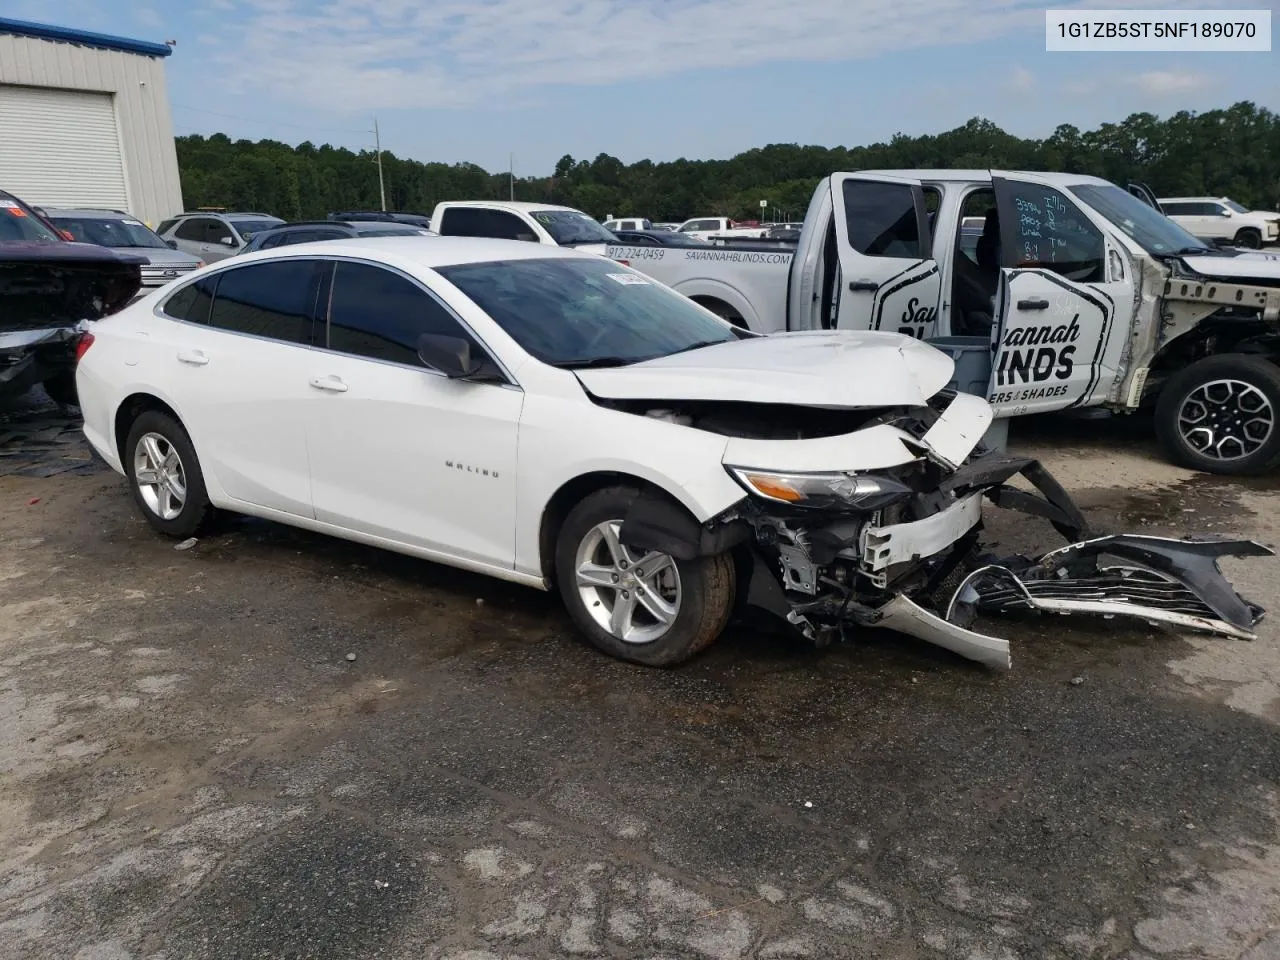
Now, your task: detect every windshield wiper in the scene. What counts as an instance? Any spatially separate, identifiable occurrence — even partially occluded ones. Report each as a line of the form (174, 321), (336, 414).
(664, 338), (732, 356)
(548, 356), (637, 369)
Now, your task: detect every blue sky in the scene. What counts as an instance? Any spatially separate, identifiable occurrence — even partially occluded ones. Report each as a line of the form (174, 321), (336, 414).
(7, 0), (1277, 175)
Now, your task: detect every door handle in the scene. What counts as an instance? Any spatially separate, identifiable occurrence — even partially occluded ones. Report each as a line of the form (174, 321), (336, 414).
(309, 375), (348, 393)
(1016, 298), (1050, 311)
(176, 349), (209, 366)
(848, 280), (879, 292)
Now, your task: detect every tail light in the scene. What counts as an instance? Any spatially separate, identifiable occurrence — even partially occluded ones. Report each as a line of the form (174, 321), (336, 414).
(74, 332), (95, 362)
(614, 259), (630, 266)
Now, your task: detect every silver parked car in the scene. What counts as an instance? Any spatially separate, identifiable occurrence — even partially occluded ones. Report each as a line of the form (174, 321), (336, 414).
(44, 208), (203, 295)
(154, 211), (285, 262)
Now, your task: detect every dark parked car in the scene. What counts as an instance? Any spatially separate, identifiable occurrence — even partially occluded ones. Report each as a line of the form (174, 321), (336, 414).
(1, 190), (143, 406)
(238, 219), (436, 254)
(610, 229), (710, 247)
(327, 210), (433, 229)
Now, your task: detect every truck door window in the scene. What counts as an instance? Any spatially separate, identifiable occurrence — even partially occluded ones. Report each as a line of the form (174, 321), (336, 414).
(436, 208), (525, 240)
(840, 181), (924, 258)
(999, 182), (1104, 284)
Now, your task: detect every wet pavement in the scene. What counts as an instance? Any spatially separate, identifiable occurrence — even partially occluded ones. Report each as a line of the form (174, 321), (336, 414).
(1, 397), (1279, 960)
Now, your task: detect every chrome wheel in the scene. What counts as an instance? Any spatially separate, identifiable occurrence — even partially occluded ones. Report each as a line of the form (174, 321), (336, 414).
(574, 520), (681, 644)
(133, 432), (187, 521)
(1177, 379), (1275, 462)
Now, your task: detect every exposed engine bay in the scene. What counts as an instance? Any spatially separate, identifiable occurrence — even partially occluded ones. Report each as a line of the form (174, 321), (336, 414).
(613, 392), (1271, 670)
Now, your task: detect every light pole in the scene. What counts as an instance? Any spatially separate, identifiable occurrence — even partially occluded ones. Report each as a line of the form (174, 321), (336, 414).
(373, 116), (386, 211)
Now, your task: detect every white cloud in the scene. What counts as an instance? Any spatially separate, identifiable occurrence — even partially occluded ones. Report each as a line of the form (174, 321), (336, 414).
(1130, 70), (1211, 96)
(1010, 65), (1036, 95)
(203, 0), (1237, 112)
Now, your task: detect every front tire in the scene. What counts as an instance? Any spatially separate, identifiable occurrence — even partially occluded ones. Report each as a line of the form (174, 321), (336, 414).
(1155, 354), (1280, 475)
(554, 486), (735, 666)
(1234, 228), (1262, 250)
(123, 410), (215, 537)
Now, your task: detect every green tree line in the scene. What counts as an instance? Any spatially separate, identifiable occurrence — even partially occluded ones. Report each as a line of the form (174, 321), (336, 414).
(176, 100), (1280, 223)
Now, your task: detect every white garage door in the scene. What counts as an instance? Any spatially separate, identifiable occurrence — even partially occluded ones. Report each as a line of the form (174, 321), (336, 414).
(0, 84), (129, 211)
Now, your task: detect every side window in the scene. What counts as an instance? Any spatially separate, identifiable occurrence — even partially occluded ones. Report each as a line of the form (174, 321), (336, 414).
(325, 261), (475, 368)
(841, 180), (924, 258)
(436, 208), (485, 238)
(206, 260), (321, 344)
(156, 218), (177, 235)
(205, 220), (234, 244)
(483, 210), (534, 241)
(1209, 203), (1228, 217)
(999, 182), (1104, 283)
(173, 218), (205, 241)
(1161, 203), (1187, 216)
(162, 275), (217, 324)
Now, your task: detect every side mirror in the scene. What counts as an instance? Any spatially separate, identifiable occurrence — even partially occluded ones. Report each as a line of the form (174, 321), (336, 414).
(1221, 209), (1233, 218)
(219, 236), (236, 247)
(418, 333), (482, 378)
(165, 239), (178, 249)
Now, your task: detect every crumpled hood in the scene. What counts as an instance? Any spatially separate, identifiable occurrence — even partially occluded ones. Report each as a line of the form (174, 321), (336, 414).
(0, 242), (144, 331)
(1180, 250), (1280, 284)
(576, 330), (956, 409)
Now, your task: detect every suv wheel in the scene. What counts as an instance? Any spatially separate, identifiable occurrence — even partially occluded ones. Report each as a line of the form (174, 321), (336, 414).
(1155, 354), (1280, 475)
(1233, 228), (1262, 249)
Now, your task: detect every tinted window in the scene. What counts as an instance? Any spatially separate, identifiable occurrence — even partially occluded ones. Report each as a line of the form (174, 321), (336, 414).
(325, 261), (471, 367)
(156, 218), (178, 235)
(841, 180), (923, 258)
(437, 208), (533, 241)
(163, 275), (216, 324)
(206, 261), (320, 344)
(1161, 202), (1190, 216)
(1070, 184), (1206, 256)
(437, 257), (741, 368)
(174, 218), (207, 241)
(1003, 183), (1104, 282)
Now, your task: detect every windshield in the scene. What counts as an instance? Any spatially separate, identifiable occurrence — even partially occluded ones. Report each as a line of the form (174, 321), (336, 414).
(436, 257), (741, 367)
(531, 210), (618, 246)
(0, 198), (61, 243)
(232, 219), (283, 240)
(1223, 199), (1249, 214)
(51, 215), (168, 249)
(1069, 184), (1209, 255)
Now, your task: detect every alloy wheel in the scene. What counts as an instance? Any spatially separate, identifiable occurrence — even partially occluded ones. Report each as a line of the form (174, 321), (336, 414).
(1177, 379), (1275, 462)
(133, 432), (187, 520)
(574, 520), (682, 644)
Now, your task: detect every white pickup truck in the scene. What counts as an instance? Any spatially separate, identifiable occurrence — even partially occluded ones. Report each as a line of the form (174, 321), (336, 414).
(429, 200), (617, 254)
(674, 217), (770, 241)
(424, 178), (1280, 474)
(604, 170), (1280, 475)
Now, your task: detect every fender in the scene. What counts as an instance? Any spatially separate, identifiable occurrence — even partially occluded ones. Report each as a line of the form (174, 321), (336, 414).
(667, 277), (762, 330)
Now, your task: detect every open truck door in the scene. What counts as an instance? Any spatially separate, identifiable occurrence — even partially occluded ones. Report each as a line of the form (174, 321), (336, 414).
(1127, 181), (1164, 214)
(789, 173), (941, 338)
(986, 173), (1135, 416)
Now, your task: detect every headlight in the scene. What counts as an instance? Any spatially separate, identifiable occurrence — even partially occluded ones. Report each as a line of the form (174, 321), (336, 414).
(727, 466), (912, 511)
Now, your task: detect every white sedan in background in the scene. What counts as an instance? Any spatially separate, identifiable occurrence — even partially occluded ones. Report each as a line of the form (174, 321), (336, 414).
(74, 238), (1267, 670)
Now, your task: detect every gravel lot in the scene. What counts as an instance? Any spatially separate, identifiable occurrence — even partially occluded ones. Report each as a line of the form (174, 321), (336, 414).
(2, 395), (1279, 960)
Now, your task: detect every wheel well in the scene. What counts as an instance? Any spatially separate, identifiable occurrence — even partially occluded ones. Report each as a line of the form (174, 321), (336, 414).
(114, 393), (181, 465)
(537, 471), (688, 585)
(690, 295), (747, 328)
(1146, 323), (1280, 405)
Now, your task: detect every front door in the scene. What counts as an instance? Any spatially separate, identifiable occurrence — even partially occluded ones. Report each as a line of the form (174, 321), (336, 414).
(827, 173), (941, 339)
(303, 258), (524, 568)
(987, 174), (1135, 416)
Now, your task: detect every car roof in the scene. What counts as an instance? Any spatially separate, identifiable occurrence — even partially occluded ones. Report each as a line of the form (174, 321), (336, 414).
(44, 208), (137, 219)
(1158, 196), (1228, 202)
(224, 235), (592, 270)
(856, 169), (1113, 188)
(439, 200), (583, 214)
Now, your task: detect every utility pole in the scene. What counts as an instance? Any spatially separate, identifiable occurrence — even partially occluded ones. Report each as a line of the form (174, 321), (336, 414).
(374, 116), (387, 211)
(509, 152), (514, 201)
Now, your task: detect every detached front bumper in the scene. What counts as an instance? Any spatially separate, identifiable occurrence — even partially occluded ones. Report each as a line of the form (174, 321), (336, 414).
(621, 450), (1271, 671)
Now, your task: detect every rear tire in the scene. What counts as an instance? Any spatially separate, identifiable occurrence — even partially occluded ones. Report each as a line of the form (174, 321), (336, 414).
(1155, 354), (1280, 475)
(42, 372), (78, 408)
(123, 410), (216, 538)
(554, 485), (735, 666)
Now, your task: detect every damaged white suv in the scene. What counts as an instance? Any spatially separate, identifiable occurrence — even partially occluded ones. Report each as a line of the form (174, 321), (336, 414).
(75, 237), (1268, 669)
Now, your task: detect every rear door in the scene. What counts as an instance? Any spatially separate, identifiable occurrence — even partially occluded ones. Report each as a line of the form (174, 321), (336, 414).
(828, 174), (941, 338)
(987, 174), (1135, 415)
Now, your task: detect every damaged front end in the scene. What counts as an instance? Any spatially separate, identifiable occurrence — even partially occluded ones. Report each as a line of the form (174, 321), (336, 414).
(617, 392), (1271, 670)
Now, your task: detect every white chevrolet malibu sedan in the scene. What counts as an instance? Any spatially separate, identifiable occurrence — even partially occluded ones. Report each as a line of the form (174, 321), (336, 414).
(75, 237), (1267, 670)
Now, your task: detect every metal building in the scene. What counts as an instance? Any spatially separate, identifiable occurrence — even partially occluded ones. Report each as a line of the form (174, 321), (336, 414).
(0, 17), (182, 227)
